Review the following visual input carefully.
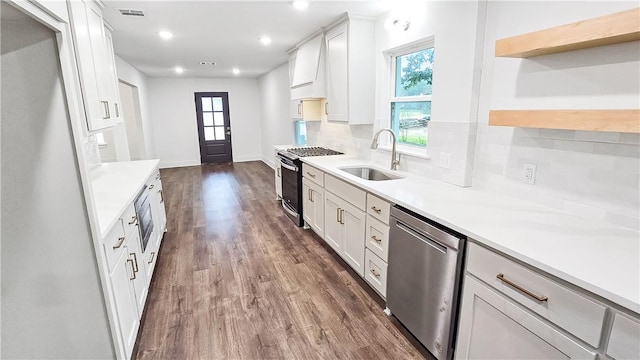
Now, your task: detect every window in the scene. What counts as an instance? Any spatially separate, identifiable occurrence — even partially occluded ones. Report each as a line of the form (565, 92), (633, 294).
(390, 43), (434, 147)
(293, 120), (307, 145)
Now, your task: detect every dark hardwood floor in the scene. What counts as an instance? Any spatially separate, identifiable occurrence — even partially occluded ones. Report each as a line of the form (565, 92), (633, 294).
(134, 161), (428, 359)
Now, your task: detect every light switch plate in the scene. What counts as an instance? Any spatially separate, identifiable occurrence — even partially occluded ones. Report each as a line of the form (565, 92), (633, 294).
(523, 163), (536, 184)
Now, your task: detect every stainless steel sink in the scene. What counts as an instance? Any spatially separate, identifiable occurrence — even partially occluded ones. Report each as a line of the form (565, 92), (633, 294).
(339, 167), (403, 181)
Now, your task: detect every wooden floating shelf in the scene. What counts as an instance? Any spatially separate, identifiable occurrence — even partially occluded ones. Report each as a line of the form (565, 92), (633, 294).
(489, 110), (640, 133)
(495, 8), (640, 58)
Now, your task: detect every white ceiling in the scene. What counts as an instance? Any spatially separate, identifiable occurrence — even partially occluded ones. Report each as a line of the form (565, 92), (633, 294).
(103, 1), (390, 78)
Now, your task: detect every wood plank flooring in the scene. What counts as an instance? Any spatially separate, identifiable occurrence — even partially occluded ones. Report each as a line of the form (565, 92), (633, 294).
(134, 161), (430, 360)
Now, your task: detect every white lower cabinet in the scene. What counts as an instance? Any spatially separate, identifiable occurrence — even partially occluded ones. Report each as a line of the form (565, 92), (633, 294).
(455, 275), (597, 360)
(127, 228), (148, 315)
(302, 178), (324, 239)
(109, 246), (139, 360)
(606, 312), (640, 360)
(324, 190), (366, 276)
(365, 249), (387, 298)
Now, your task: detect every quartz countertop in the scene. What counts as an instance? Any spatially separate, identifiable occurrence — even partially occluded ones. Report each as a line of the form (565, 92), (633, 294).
(90, 160), (160, 238)
(301, 155), (640, 314)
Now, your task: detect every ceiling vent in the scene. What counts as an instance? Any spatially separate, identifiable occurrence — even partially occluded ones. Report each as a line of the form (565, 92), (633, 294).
(119, 9), (145, 17)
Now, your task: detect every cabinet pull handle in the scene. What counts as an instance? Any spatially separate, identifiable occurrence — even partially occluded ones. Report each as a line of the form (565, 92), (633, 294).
(325, 102), (328, 115)
(112, 236), (125, 249)
(370, 206), (382, 214)
(336, 208), (341, 223)
(306, 172), (316, 178)
(310, 189), (314, 202)
(128, 216), (137, 225)
(114, 103), (119, 117)
(340, 209), (345, 224)
(370, 268), (380, 278)
(127, 259), (136, 280)
(148, 252), (156, 264)
(496, 273), (548, 302)
(371, 235), (382, 243)
(101, 101), (109, 119)
(277, 168), (281, 177)
(131, 253), (139, 273)
(149, 184), (155, 189)
(298, 102), (302, 115)
(159, 189), (164, 203)
(156, 174), (161, 180)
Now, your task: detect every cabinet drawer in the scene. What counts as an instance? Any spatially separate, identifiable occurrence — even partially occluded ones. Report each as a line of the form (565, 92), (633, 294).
(467, 242), (606, 347)
(607, 312), (640, 360)
(325, 174), (366, 210)
(103, 222), (126, 273)
(121, 203), (138, 238)
(365, 215), (389, 262)
(366, 193), (390, 224)
(365, 249), (387, 298)
(302, 164), (324, 186)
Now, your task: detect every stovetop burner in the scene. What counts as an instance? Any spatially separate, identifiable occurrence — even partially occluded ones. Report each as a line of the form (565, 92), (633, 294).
(286, 147), (343, 157)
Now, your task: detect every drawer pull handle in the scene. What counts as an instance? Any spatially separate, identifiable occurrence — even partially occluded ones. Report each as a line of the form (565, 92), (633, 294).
(112, 236), (125, 249)
(149, 184), (155, 189)
(148, 252), (156, 264)
(128, 216), (137, 225)
(370, 269), (381, 278)
(371, 235), (382, 243)
(306, 172), (316, 178)
(371, 206), (382, 214)
(496, 273), (548, 302)
(127, 259), (136, 280)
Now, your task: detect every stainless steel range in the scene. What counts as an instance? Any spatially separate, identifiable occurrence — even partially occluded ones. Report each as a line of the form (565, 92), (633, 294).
(277, 147), (342, 226)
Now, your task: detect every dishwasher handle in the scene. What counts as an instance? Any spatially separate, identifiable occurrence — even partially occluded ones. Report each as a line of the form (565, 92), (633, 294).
(391, 206), (463, 250)
(396, 221), (448, 254)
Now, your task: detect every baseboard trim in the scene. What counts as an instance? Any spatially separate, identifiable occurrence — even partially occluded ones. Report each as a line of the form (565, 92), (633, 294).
(233, 155), (262, 163)
(262, 156), (275, 169)
(159, 160), (201, 169)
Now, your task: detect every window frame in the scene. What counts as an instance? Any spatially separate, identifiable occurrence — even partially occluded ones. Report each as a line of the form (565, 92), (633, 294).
(380, 37), (435, 158)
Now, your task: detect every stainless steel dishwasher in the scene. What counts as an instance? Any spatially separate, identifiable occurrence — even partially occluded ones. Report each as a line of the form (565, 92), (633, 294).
(387, 206), (466, 360)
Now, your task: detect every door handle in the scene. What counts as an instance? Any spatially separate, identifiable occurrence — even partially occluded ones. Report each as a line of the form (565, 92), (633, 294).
(310, 189), (314, 202)
(114, 103), (119, 117)
(340, 209), (345, 224)
(298, 102), (302, 115)
(130, 253), (139, 273)
(101, 101), (110, 119)
(336, 208), (341, 223)
(127, 259), (136, 280)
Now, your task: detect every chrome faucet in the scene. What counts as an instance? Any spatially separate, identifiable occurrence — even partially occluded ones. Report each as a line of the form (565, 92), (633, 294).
(371, 128), (400, 170)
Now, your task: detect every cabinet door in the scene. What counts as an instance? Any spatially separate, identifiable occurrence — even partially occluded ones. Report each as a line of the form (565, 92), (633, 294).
(324, 191), (343, 253)
(455, 276), (597, 360)
(68, 0), (113, 131)
(291, 100), (302, 119)
(309, 183), (325, 239)
(275, 161), (282, 199)
(127, 231), (148, 316)
(302, 179), (313, 227)
(325, 22), (348, 122)
(341, 200), (366, 276)
(103, 26), (122, 124)
(110, 249), (139, 360)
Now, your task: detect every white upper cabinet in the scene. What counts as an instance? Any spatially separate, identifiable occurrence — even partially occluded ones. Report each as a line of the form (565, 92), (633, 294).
(68, 0), (121, 132)
(290, 33), (326, 100)
(103, 24), (123, 124)
(325, 16), (375, 124)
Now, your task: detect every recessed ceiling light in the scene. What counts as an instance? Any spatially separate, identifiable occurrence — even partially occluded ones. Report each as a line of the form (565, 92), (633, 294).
(159, 30), (174, 40)
(292, 0), (309, 10)
(175, 66), (184, 74)
(232, 68), (240, 75)
(259, 36), (272, 46)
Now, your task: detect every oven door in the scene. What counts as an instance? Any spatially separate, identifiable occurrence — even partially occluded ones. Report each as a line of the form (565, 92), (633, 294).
(279, 155), (302, 226)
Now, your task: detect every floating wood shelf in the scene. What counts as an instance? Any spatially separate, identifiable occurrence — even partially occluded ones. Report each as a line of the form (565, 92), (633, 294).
(489, 110), (640, 133)
(495, 8), (640, 58)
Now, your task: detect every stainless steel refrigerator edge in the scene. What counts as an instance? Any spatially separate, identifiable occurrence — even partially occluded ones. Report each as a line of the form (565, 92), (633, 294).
(387, 206), (466, 360)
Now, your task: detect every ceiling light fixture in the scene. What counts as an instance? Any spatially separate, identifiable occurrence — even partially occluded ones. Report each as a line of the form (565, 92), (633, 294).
(259, 36), (272, 46)
(159, 30), (174, 40)
(292, 0), (309, 10)
(232, 68), (240, 75)
(175, 66), (184, 74)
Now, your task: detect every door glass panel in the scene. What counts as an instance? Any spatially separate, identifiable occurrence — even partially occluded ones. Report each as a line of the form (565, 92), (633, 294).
(212, 97), (223, 111)
(202, 97), (213, 112)
(213, 112), (224, 126)
(204, 127), (215, 140)
(203, 112), (214, 126)
(214, 126), (225, 140)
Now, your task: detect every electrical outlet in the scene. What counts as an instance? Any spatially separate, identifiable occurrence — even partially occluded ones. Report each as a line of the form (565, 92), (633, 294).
(523, 164), (537, 184)
(439, 152), (452, 170)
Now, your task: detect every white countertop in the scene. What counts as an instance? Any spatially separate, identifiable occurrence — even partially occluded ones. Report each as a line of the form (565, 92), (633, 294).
(301, 155), (640, 314)
(90, 160), (160, 238)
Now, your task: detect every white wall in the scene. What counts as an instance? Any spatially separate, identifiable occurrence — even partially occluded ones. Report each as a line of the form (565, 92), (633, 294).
(115, 55), (155, 159)
(148, 77), (262, 168)
(258, 63), (293, 168)
(1, 6), (114, 357)
(119, 81), (145, 160)
(473, 1), (640, 230)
